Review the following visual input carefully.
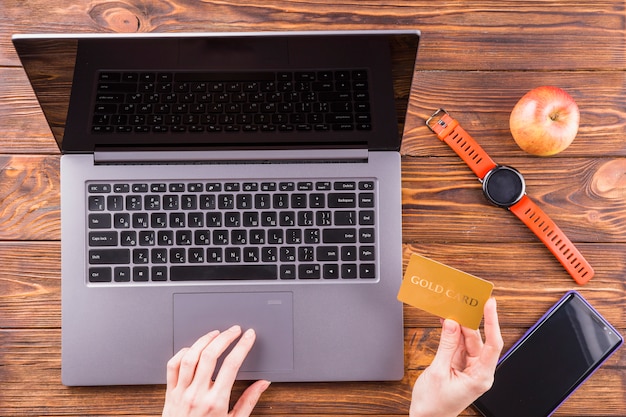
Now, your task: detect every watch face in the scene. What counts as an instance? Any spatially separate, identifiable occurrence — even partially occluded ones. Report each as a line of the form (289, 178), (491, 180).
(482, 165), (525, 208)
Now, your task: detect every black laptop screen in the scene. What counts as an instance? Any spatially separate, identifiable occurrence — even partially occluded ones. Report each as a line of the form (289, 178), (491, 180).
(13, 31), (419, 153)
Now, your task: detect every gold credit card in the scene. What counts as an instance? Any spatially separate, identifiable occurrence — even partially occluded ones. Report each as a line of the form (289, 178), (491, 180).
(398, 253), (494, 329)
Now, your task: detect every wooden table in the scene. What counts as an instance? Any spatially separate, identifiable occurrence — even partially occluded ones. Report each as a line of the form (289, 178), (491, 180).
(1, 1), (624, 416)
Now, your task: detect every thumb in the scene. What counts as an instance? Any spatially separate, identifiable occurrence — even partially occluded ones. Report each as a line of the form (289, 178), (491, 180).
(230, 380), (271, 417)
(431, 319), (461, 368)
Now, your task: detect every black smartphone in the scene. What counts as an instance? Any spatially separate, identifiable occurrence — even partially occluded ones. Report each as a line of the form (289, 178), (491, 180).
(473, 291), (623, 417)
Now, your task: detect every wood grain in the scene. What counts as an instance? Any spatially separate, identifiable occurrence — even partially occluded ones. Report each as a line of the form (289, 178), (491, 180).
(403, 71), (626, 158)
(0, 155), (60, 241)
(402, 157), (626, 243)
(1, 1), (624, 71)
(0, 328), (623, 416)
(3, 68), (626, 156)
(1, 0), (625, 416)
(2, 243), (622, 330)
(0, 68), (58, 154)
(3, 154), (625, 245)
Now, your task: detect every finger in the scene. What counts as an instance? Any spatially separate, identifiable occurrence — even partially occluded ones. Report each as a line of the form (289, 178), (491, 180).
(213, 328), (257, 394)
(450, 325), (482, 371)
(478, 297), (504, 370)
(166, 347), (189, 389)
(192, 325), (244, 389)
(176, 330), (221, 388)
(230, 379), (271, 417)
(430, 319), (462, 370)
(460, 326), (483, 358)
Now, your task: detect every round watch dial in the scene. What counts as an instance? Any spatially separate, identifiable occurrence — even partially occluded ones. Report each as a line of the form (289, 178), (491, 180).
(482, 165), (525, 208)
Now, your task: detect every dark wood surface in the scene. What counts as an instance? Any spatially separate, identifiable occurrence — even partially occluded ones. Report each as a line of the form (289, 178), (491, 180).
(1, 1), (624, 416)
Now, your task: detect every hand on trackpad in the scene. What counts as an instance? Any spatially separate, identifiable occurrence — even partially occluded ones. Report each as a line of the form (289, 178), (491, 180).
(173, 292), (294, 375)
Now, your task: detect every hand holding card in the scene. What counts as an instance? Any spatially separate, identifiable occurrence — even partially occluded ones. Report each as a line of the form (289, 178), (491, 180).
(398, 253), (494, 329)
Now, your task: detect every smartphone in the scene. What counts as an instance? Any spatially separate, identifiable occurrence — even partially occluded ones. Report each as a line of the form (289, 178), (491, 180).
(473, 291), (623, 417)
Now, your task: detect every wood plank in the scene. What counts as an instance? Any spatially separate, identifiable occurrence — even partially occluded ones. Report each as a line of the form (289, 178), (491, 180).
(2, 242), (624, 329)
(1, 1), (624, 71)
(1, 242), (623, 415)
(0, 328), (622, 416)
(0, 242), (60, 329)
(2, 155), (625, 244)
(3, 68), (625, 156)
(1, 1), (624, 415)
(402, 157), (626, 243)
(0, 155), (60, 241)
(404, 71), (626, 158)
(403, 244), (625, 328)
(0, 68), (58, 154)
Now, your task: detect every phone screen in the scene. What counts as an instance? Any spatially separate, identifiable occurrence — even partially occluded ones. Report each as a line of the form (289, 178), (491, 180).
(473, 291), (623, 417)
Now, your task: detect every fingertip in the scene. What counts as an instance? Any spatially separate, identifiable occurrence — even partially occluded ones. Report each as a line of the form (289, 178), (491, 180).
(430, 319), (463, 369)
(483, 297), (500, 327)
(439, 319), (461, 349)
(231, 380), (271, 417)
(228, 324), (242, 334)
(165, 347), (188, 387)
(192, 329), (220, 349)
(483, 298), (504, 355)
(442, 318), (460, 334)
(235, 329), (256, 352)
(259, 379), (271, 391)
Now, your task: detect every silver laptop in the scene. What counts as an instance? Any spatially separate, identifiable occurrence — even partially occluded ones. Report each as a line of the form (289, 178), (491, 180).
(13, 30), (420, 386)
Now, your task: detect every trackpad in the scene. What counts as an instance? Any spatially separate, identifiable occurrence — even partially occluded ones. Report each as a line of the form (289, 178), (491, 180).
(173, 292), (294, 373)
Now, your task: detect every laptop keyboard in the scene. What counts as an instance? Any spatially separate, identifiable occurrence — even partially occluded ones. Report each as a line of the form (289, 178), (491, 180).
(92, 70), (372, 134)
(87, 179), (377, 283)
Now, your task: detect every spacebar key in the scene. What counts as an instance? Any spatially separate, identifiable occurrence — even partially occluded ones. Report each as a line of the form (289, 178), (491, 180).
(170, 265), (278, 281)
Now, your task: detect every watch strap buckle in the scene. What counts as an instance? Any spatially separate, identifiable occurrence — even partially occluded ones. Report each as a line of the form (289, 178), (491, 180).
(426, 108), (454, 135)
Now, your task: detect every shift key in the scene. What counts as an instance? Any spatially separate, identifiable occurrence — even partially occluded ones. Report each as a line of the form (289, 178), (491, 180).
(89, 249), (130, 264)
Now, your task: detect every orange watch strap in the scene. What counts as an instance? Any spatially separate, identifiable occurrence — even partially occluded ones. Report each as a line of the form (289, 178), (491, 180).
(510, 195), (594, 285)
(426, 109), (497, 179)
(427, 108), (594, 285)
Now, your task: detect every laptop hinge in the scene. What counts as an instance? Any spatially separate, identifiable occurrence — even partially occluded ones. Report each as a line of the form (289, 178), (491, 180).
(93, 149), (369, 165)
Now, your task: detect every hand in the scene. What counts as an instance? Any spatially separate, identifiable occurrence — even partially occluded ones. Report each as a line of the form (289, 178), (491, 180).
(409, 297), (504, 417)
(162, 325), (271, 417)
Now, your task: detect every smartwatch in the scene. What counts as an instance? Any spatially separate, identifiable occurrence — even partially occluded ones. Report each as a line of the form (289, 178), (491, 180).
(426, 108), (594, 285)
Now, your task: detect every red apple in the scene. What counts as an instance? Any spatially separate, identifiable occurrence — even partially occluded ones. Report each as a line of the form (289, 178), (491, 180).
(509, 86), (580, 156)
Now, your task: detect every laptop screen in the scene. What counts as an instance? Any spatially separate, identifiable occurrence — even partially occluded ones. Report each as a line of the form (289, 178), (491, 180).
(13, 31), (419, 154)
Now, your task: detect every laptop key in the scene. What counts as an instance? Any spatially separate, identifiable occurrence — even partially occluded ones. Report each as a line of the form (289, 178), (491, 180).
(360, 264), (376, 279)
(88, 196), (105, 211)
(323, 228), (357, 243)
(89, 249), (130, 264)
(299, 264), (321, 279)
(359, 228), (375, 243)
(151, 266), (168, 281)
(317, 246), (339, 261)
(89, 267), (112, 282)
(88, 184), (112, 193)
(280, 265), (296, 279)
(114, 267), (131, 282)
(323, 264), (339, 279)
(334, 211), (356, 225)
(88, 213), (111, 229)
(342, 264), (358, 279)
(328, 193), (357, 208)
(133, 267), (149, 281)
(89, 231), (118, 246)
(170, 265), (277, 281)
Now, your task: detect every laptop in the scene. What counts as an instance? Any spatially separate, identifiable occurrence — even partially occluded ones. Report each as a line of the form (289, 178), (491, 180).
(13, 30), (420, 386)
